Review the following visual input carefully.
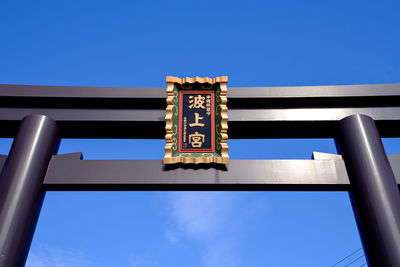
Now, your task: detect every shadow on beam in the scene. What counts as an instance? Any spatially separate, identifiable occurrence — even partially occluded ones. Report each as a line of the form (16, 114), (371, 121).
(2, 153), (400, 191)
(42, 153), (347, 191)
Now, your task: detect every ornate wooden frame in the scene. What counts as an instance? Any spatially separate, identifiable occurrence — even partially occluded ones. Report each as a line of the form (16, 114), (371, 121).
(163, 76), (229, 164)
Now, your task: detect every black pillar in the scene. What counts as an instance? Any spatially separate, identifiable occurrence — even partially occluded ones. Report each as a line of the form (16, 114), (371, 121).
(337, 114), (400, 267)
(0, 115), (59, 267)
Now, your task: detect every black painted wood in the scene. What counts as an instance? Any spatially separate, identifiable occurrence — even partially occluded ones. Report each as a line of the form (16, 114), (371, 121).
(337, 115), (400, 267)
(36, 152), (400, 191)
(0, 115), (59, 267)
(1, 83), (400, 138)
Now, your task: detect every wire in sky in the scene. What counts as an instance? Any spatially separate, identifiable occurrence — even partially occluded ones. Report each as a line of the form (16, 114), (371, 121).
(344, 255), (365, 266)
(359, 263), (368, 267)
(331, 248), (363, 266)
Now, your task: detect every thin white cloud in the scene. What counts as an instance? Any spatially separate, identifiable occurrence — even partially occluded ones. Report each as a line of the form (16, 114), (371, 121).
(127, 254), (145, 267)
(26, 244), (101, 267)
(127, 253), (160, 267)
(164, 230), (181, 244)
(167, 192), (241, 267)
(204, 238), (240, 267)
(169, 192), (234, 240)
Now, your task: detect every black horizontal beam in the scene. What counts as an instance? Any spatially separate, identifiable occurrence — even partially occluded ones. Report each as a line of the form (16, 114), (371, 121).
(1, 83), (400, 138)
(21, 152), (398, 191)
(2, 83), (400, 98)
(2, 152), (400, 190)
(0, 109), (399, 138)
(2, 107), (400, 122)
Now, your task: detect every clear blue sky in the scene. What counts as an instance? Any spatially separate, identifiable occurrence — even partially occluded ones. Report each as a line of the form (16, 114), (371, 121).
(1, 0), (400, 266)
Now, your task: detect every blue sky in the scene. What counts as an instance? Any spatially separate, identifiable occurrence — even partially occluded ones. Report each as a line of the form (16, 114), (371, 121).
(1, 0), (400, 266)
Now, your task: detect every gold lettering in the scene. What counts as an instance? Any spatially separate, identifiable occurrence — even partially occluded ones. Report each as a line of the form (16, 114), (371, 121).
(188, 95), (206, 109)
(206, 97), (211, 115)
(183, 117), (187, 142)
(189, 132), (205, 148)
(189, 113), (205, 127)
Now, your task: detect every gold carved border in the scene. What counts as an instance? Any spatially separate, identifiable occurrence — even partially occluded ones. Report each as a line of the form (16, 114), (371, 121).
(163, 76), (175, 163)
(166, 76), (228, 85)
(163, 76), (229, 164)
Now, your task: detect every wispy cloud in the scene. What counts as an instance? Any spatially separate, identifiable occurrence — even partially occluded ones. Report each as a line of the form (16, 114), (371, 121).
(164, 230), (181, 244)
(127, 254), (147, 267)
(204, 238), (240, 267)
(167, 192), (240, 267)
(169, 192), (234, 240)
(26, 244), (101, 267)
(127, 253), (161, 267)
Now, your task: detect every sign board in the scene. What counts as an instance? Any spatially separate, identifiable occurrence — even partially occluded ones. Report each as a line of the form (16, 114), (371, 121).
(163, 76), (229, 164)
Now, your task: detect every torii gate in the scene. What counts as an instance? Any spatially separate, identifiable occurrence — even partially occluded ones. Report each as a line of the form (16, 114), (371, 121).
(0, 82), (400, 267)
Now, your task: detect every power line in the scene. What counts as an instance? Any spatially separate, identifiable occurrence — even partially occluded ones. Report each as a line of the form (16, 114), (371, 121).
(359, 263), (368, 267)
(344, 255), (364, 266)
(331, 248), (363, 266)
